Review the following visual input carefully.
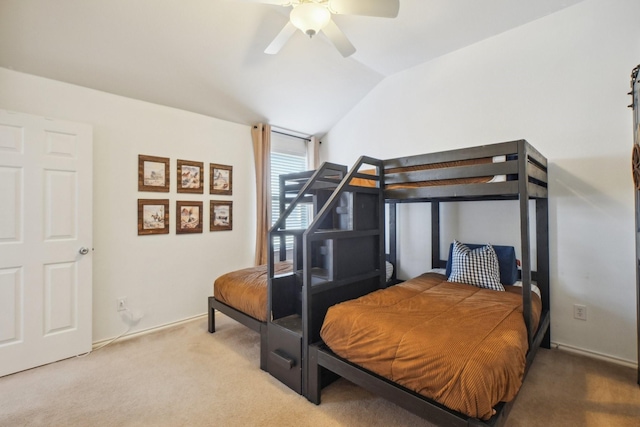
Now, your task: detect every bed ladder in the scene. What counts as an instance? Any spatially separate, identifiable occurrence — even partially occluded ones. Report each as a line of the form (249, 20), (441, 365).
(301, 156), (386, 397)
(265, 158), (385, 396)
(266, 162), (349, 394)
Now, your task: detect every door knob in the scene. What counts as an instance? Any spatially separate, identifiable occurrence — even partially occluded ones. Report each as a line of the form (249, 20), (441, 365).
(79, 247), (90, 255)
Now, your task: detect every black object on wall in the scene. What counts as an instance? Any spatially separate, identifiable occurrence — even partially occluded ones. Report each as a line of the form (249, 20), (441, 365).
(629, 64), (640, 386)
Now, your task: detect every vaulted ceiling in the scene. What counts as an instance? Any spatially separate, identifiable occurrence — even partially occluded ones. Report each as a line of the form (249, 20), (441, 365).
(0, 0), (584, 136)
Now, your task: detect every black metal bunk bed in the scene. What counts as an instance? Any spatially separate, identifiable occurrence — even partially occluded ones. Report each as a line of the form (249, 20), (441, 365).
(207, 164), (347, 370)
(301, 139), (551, 427)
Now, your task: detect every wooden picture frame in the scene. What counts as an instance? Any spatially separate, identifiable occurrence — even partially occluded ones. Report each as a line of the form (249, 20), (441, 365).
(138, 199), (169, 235)
(177, 159), (204, 194)
(176, 201), (203, 234)
(210, 163), (233, 195)
(210, 200), (232, 231)
(138, 155), (169, 192)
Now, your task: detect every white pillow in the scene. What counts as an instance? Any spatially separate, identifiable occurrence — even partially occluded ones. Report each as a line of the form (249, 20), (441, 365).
(385, 261), (394, 282)
(513, 281), (541, 299)
(447, 240), (505, 291)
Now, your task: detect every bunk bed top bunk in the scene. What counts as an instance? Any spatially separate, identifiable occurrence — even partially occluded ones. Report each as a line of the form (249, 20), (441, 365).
(381, 139), (547, 202)
(304, 139), (550, 427)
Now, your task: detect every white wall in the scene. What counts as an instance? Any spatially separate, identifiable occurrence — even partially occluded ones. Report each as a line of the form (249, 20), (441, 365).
(321, 0), (640, 365)
(0, 67), (256, 342)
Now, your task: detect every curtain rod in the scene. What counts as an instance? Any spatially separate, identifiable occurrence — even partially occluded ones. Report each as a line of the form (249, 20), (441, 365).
(254, 124), (319, 143)
(271, 129), (311, 142)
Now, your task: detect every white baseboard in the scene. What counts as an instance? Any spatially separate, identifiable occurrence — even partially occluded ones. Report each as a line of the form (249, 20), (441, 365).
(551, 341), (638, 369)
(92, 313), (207, 350)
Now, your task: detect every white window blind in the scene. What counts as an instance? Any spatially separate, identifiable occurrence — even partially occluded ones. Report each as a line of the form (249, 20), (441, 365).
(271, 132), (309, 250)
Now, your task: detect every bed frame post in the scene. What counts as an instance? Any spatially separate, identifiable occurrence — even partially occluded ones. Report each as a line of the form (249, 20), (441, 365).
(518, 141), (533, 347)
(259, 323), (268, 371)
(208, 296), (215, 333)
(378, 163), (387, 289)
(536, 197), (551, 348)
(389, 201), (397, 281)
(431, 202), (441, 269)
(307, 344), (321, 404)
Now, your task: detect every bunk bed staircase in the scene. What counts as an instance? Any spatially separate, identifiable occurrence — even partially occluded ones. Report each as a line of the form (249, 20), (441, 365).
(266, 157), (386, 395)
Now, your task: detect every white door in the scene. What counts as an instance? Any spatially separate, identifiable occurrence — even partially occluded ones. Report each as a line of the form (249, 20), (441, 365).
(0, 110), (93, 377)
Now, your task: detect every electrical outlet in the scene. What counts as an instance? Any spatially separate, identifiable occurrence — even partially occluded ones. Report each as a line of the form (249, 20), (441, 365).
(573, 304), (587, 321)
(117, 298), (127, 312)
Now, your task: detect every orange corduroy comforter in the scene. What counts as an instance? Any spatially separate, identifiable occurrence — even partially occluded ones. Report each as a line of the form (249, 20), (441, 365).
(213, 261), (292, 322)
(320, 272), (541, 420)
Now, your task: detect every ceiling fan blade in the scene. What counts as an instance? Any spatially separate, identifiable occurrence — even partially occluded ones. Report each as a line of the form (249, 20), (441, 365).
(329, 0), (399, 18)
(265, 22), (297, 54)
(321, 19), (356, 58)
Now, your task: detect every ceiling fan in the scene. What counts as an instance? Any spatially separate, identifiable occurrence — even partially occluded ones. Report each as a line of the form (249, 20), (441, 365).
(241, 0), (400, 57)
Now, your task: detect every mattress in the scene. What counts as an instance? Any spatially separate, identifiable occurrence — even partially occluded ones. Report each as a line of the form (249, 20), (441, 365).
(385, 156), (506, 189)
(214, 261), (395, 322)
(350, 156), (506, 189)
(320, 272), (541, 420)
(213, 261), (293, 322)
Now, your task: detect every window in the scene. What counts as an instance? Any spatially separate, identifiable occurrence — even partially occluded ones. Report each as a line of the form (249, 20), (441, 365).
(271, 132), (310, 250)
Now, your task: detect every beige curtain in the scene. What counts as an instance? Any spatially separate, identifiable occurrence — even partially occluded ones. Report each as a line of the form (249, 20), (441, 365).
(251, 124), (271, 266)
(307, 136), (320, 169)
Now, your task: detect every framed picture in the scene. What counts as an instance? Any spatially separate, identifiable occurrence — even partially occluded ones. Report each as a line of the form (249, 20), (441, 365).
(138, 155), (169, 192)
(210, 200), (233, 231)
(138, 199), (169, 236)
(177, 159), (204, 194)
(210, 163), (233, 195)
(176, 201), (203, 234)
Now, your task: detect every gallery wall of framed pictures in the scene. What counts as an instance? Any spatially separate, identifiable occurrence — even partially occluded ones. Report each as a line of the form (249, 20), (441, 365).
(137, 154), (233, 236)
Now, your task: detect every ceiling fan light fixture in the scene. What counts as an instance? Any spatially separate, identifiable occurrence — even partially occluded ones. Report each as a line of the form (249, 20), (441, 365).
(290, 2), (331, 38)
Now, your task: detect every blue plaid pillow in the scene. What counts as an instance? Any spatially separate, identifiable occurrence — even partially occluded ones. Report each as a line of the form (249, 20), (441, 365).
(447, 240), (505, 291)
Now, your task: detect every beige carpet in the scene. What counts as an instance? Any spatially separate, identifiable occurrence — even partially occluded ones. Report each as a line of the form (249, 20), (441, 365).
(0, 313), (638, 427)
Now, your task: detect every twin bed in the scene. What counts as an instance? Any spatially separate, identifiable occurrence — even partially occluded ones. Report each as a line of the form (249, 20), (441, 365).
(320, 271), (541, 421)
(208, 139), (549, 426)
(208, 261), (292, 369)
